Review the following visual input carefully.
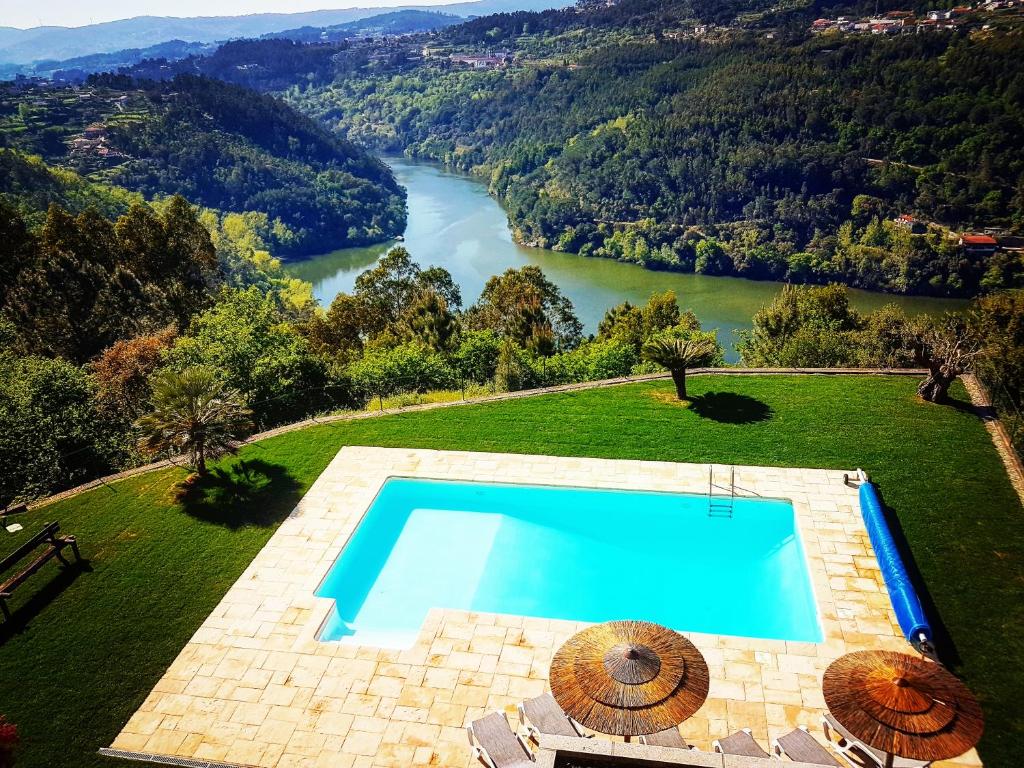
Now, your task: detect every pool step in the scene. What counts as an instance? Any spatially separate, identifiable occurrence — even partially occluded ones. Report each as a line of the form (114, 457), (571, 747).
(707, 464), (735, 518)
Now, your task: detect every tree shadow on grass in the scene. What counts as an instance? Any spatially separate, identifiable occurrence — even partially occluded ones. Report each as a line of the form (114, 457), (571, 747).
(0, 558), (92, 645)
(872, 484), (961, 668)
(175, 459), (303, 529)
(940, 391), (993, 420)
(690, 392), (774, 424)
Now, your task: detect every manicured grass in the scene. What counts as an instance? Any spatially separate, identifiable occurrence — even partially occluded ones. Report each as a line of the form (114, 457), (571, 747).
(0, 376), (1020, 767)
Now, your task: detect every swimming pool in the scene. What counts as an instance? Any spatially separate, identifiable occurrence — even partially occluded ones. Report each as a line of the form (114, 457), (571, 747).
(316, 478), (822, 648)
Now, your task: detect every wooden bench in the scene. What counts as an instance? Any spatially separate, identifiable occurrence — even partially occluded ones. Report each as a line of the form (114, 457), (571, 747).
(0, 522), (81, 621)
(0, 503), (28, 523)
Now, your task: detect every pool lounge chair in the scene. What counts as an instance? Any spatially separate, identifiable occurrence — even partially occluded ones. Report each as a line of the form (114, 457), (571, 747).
(713, 729), (770, 758)
(640, 727), (692, 749)
(517, 693), (588, 740)
(822, 713), (931, 768)
(773, 725), (846, 766)
(468, 712), (535, 768)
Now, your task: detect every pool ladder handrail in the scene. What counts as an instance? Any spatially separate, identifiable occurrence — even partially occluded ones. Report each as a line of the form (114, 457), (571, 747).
(708, 464), (735, 518)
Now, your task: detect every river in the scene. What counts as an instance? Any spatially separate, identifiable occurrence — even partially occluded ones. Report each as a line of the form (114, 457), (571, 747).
(285, 157), (966, 358)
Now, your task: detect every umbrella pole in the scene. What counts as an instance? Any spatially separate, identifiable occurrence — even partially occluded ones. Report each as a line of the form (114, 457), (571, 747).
(885, 753), (895, 768)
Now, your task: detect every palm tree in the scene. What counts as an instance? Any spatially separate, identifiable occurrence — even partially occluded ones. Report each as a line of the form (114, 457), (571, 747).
(136, 367), (253, 476)
(642, 336), (719, 400)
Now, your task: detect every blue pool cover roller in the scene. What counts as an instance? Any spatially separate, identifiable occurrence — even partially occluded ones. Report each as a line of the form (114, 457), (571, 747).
(858, 478), (934, 655)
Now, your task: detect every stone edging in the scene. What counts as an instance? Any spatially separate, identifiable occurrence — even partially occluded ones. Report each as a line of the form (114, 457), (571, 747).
(28, 367), (927, 511)
(962, 373), (1024, 507)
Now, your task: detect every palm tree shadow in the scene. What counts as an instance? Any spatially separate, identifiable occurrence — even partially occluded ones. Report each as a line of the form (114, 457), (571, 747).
(175, 459), (303, 529)
(690, 391), (774, 424)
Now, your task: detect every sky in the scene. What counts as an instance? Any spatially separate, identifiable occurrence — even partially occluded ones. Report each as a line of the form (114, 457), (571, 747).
(0, 0), (457, 30)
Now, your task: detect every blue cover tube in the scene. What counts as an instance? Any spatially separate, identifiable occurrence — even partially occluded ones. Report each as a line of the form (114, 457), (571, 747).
(858, 481), (933, 651)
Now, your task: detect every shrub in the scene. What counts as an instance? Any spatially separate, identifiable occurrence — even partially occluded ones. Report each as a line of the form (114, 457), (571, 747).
(0, 353), (123, 505)
(348, 343), (456, 399)
(453, 329), (501, 384)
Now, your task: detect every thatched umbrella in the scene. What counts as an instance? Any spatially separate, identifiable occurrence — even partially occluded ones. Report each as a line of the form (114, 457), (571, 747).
(549, 620), (709, 737)
(823, 651), (983, 768)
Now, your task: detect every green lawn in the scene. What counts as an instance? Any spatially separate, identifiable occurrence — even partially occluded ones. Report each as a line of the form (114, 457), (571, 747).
(0, 376), (1021, 767)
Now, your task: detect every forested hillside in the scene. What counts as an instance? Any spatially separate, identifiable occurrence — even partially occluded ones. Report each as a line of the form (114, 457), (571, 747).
(110, 0), (1024, 296)
(285, 18), (1024, 296)
(0, 75), (406, 254)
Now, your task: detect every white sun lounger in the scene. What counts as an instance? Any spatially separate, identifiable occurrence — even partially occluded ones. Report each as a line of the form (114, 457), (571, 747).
(822, 713), (931, 768)
(468, 711), (535, 768)
(517, 693), (588, 740)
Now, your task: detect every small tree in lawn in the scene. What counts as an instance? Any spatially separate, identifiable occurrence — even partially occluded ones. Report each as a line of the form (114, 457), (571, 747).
(136, 367), (253, 476)
(910, 315), (982, 403)
(642, 335), (720, 400)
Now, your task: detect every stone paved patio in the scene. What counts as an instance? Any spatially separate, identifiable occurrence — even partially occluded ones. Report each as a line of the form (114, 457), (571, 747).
(108, 447), (981, 768)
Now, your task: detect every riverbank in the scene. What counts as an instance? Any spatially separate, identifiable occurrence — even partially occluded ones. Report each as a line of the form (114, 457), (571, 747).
(284, 157), (967, 358)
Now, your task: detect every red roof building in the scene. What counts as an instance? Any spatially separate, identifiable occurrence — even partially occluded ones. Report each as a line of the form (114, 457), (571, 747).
(961, 234), (997, 245)
(960, 234), (999, 255)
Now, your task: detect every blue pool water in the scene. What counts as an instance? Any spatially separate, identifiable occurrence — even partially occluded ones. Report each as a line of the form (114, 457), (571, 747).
(316, 478), (822, 647)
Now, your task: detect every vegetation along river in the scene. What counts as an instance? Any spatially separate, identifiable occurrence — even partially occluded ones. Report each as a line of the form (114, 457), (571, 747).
(285, 157), (966, 360)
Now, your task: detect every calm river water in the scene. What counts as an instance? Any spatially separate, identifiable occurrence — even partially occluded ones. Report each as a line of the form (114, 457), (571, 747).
(285, 158), (965, 358)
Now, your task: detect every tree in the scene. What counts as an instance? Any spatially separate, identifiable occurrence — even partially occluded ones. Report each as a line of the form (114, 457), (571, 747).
(0, 198), (35, 307)
(165, 287), (335, 425)
(401, 290), (459, 352)
(1, 199), (218, 362)
(495, 338), (533, 392)
(91, 329), (176, 419)
(353, 247), (423, 330)
(972, 290), (1024, 397)
(909, 315), (982, 403)
(641, 291), (682, 336)
(737, 284), (863, 367)
(468, 266), (582, 350)
(136, 366), (252, 476)
(454, 329), (501, 384)
(694, 239), (731, 275)
(972, 290), (1024, 446)
(641, 335), (720, 400)
(351, 248), (461, 341)
(598, 300), (642, 348)
(302, 292), (371, 359)
(855, 304), (916, 368)
(0, 352), (121, 505)
(598, 291), (688, 354)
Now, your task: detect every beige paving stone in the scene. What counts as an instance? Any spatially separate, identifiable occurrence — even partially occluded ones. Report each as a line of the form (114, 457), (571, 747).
(110, 447), (982, 768)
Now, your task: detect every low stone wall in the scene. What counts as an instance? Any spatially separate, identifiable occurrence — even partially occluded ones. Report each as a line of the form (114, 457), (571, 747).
(29, 367), (928, 511)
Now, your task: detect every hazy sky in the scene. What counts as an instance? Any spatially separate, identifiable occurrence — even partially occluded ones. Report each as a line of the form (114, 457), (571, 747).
(1, 0), (459, 30)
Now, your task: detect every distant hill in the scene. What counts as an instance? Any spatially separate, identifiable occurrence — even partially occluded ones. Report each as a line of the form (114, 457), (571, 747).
(0, 0), (570, 68)
(0, 40), (216, 81)
(0, 9), (460, 81)
(266, 10), (465, 43)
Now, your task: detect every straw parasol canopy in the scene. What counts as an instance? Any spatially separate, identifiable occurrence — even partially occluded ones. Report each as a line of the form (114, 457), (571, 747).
(549, 620), (709, 736)
(823, 651), (983, 766)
